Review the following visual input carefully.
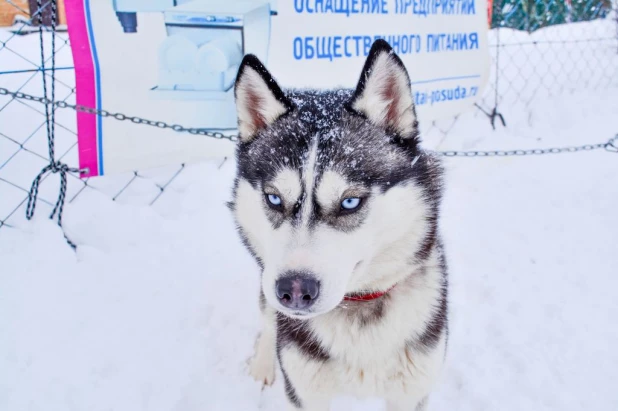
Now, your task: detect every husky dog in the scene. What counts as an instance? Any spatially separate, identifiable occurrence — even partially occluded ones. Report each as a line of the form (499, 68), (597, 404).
(229, 39), (448, 410)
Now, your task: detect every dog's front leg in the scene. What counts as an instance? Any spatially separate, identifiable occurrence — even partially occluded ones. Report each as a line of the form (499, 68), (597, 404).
(248, 292), (277, 386)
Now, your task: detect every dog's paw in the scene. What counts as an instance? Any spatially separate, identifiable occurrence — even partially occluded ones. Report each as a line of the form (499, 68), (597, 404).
(247, 352), (276, 386)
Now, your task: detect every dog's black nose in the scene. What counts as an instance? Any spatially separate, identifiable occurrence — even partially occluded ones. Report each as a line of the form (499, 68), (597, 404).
(275, 273), (320, 310)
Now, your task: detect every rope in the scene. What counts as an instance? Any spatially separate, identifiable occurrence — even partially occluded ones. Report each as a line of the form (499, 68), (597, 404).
(26, 0), (81, 249)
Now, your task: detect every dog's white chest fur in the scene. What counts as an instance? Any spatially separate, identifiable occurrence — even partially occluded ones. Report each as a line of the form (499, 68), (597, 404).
(280, 262), (446, 408)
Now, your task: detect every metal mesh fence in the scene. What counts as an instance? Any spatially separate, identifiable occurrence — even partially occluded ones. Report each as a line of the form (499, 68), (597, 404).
(427, 0), (618, 140)
(0, 0), (191, 230)
(1, 0), (617, 233)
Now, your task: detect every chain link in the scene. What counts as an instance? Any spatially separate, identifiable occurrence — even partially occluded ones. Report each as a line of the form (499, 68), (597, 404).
(0, 87), (239, 143)
(2, 86), (617, 156)
(436, 138), (617, 157)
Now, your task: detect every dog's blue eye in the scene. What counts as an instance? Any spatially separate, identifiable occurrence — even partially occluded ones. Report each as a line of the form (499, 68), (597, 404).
(341, 197), (361, 210)
(267, 194), (282, 206)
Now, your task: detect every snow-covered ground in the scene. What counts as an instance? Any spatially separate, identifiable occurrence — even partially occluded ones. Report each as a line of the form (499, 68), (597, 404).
(2, 17), (618, 411)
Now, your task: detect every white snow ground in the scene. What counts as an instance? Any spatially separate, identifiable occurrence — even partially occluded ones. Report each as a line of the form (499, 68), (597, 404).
(2, 18), (618, 411)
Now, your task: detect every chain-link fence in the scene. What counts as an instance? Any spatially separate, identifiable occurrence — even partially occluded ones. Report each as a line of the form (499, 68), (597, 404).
(0, 0), (197, 232)
(429, 0), (618, 138)
(1, 0), (617, 237)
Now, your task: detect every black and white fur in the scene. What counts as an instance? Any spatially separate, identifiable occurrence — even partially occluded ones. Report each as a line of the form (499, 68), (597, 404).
(229, 40), (448, 410)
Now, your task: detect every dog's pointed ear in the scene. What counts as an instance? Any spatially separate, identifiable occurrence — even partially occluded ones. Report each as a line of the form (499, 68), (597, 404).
(346, 40), (418, 140)
(234, 55), (293, 142)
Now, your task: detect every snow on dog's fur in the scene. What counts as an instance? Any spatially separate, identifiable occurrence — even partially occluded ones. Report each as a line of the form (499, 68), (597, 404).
(229, 40), (448, 410)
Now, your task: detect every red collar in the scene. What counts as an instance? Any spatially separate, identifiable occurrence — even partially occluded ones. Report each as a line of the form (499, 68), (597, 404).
(343, 286), (394, 302)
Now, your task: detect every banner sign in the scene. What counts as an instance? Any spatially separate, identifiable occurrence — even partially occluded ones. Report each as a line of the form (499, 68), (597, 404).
(66, 0), (489, 177)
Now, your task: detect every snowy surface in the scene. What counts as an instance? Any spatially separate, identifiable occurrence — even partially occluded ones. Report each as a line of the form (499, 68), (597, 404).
(2, 18), (618, 411)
